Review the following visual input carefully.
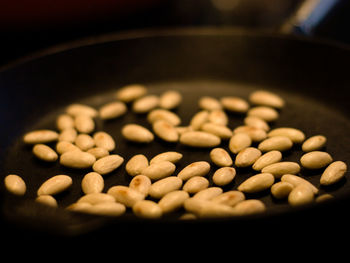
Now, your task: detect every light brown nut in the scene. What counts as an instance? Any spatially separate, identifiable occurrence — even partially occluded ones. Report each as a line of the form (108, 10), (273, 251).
(129, 175), (152, 196)
(81, 172), (104, 194)
(302, 135), (327, 152)
(211, 191), (245, 207)
(99, 101), (127, 120)
(179, 131), (221, 148)
(198, 96), (222, 111)
(4, 174), (26, 196)
(66, 103), (97, 117)
(93, 131), (115, 151)
(176, 126), (194, 135)
(247, 106), (279, 122)
(270, 182), (294, 199)
(183, 198), (235, 218)
(268, 127), (305, 143)
(132, 200), (162, 219)
(189, 110), (209, 130)
(37, 175), (72, 196)
(258, 136), (293, 152)
(150, 151), (183, 165)
(32, 144), (58, 162)
(126, 154), (149, 176)
(92, 154), (124, 175)
(316, 193), (334, 203)
(121, 124), (154, 143)
(243, 116), (270, 131)
(141, 161), (176, 180)
(60, 150), (96, 169)
(132, 95), (159, 113)
(149, 176), (183, 199)
(35, 195), (57, 207)
(232, 199), (266, 215)
(77, 193), (115, 205)
(75, 134), (95, 151)
(183, 176), (209, 194)
(23, 129), (59, 144)
(237, 173), (274, 193)
(229, 133), (252, 154)
(179, 213), (197, 220)
(261, 162), (300, 178)
(235, 147), (262, 168)
(66, 202), (93, 213)
(84, 202), (126, 217)
(233, 126), (267, 142)
(320, 161), (347, 186)
(201, 123), (232, 139)
(249, 90), (285, 109)
(56, 114), (74, 131)
(208, 110), (229, 126)
(159, 90), (182, 110)
(252, 150), (282, 171)
(58, 128), (77, 143)
(212, 167), (236, 186)
(147, 109), (181, 126)
(281, 174), (318, 194)
(300, 151), (333, 169)
(115, 84), (147, 103)
(177, 161), (210, 181)
(152, 120), (179, 142)
(288, 184), (314, 206)
(220, 96), (250, 113)
(107, 185), (145, 207)
(56, 141), (80, 155)
(158, 190), (190, 213)
(210, 148), (233, 167)
(87, 147), (109, 159)
(74, 114), (95, 134)
(192, 187), (223, 200)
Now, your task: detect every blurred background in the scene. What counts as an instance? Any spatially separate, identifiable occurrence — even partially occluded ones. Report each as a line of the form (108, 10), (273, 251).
(0, 0), (349, 67)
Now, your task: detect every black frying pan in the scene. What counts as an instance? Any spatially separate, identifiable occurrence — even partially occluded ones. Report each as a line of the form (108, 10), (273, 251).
(1, 28), (350, 241)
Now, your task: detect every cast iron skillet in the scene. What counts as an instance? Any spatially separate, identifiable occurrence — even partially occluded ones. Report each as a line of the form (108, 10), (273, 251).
(1, 28), (350, 240)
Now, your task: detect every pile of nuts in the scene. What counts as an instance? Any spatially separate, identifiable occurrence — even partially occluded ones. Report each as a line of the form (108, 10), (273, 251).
(4, 84), (348, 219)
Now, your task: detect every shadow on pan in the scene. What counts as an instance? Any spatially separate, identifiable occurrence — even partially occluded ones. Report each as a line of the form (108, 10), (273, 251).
(0, 28), (350, 240)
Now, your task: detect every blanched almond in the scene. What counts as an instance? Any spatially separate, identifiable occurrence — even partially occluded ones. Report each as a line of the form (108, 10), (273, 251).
(121, 124), (154, 143)
(300, 151), (333, 169)
(268, 127), (305, 143)
(177, 161), (210, 181)
(152, 120), (179, 142)
(220, 96), (249, 113)
(23, 129), (59, 144)
(229, 132), (252, 154)
(77, 193), (115, 205)
(211, 191), (245, 207)
(58, 128), (77, 143)
(237, 173), (274, 193)
(179, 131), (221, 147)
(184, 198), (235, 218)
(132, 95), (159, 113)
(247, 106), (279, 122)
(150, 151), (183, 165)
(129, 175), (152, 196)
(302, 135), (327, 152)
(4, 174), (26, 196)
(244, 116), (270, 131)
(233, 126), (267, 142)
(159, 90), (182, 110)
(158, 190), (190, 213)
(87, 147), (109, 159)
(192, 187), (223, 200)
(81, 172), (104, 194)
(201, 123), (232, 139)
(212, 167), (236, 186)
(149, 176), (183, 199)
(37, 175), (72, 196)
(320, 161), (347, 186)
(183, 176), (209, 194)
(99, 101), (127, 120)
(249, 90), (285, 108)
(35, 195), (57, 207)
(32, 144), (58, 162)
(75, 134), (95, 151)
(210, 148), (233, 167)
(288, 184), (314, 206)
(270, 182), (294, 199)
(281, 174), (318, 194)
(232, 199), (266, 215)
(198, 96), (222, 111)
(132, 200), (162, 219)
(190, 110), (209, 130)
(141, 161), (176, 180)
(56, 114), (74, 131)
(235, 147), (262, 167)
(93, 131), (115, 151)
(56, 141), (80, 155)
(252, 150), (282, 171)
(66, 103), (97, 117)
(116, 84), (147, 103)
(74, 114), (95, 134)
(85, 202), (126, 217)
(258, 136), (293, 152)
(126, 154), (149, 176)
(208, 110), (229, 126)
(147, 109), (181, 126)
(60, 150), (96, 168)
(107, 185), (145, 207)
(261, 162), (300, 178)
(92, 154), (124, 175)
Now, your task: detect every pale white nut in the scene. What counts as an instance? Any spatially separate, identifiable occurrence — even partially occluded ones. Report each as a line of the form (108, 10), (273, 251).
(126, 154), (149, 176)
(87, 147), (109, 159)
(92, 154), (124, 175)
(132, 200), (162, 219)
(281, 174), (318, 194)
(141, 161), (176, 181)
(75, 134), (95, 151)
(316, 194), (334, 203)
(60, 150), (96, 169)
(183, 176), (209, 194)
(288, 184), (314, 206)
(147, 109), (181, 126)
(74, 114), (95, 134)
(129, 175), (152, 196)
(262, 162), (300, 178)
(152, 120), (179, 142)
(32, 144), (58, 162)
(121, 124), (154, 143)
(237, 173), (274, 193)
(198, 96), (222, 111)
(268, 127), (305, 143)
(229, 133), (252, 154)
(252, 150), (282, 171)
(85, 202), (126, 217)
(158, 190), (190, 213)
(235, 147), (262, 168)
(4, 174), (26, 196)
(179, 131), (221, 148)
(300, 151), (333, 169)
(159, 90), (182, 110)
(58, 128), (77, 143)
(210, 148), (233, 167)
(23, 129), (59, 144)
(37, 175), (72, 196)
(243, 116), (270, 131)
(56, 114), (74, 131)
(56, 141), (80, 155)
(66, 103), (97, 117)
(232, 199), (266, 215)
(81, 172), (104, 194)
(192, 187), (223, 200)
(212, 167), (236, 186)
(258, 136), (293, 152)
(115, 84), (147, 103)
(220, 96), (249, 113)
(247, 106), (279, 122)
(249, 90), (285, 109)
(99, 101), (127, 120)
(320, 161), (347, 186)
(149, 176), (183, 199)
(211, 191), (245, 207)
(270, 182), (294, 199)
(132, 95), (159, 113)
(184, 198), (235, 218)
(177, 161), (210, 181)
(189, 110), (209, 130)
(77, 193), (115, 205)
(302, 135), (327, 152)
(35, 195), (57, 207)
(150, 151), (183, 165)
(201, 123), (232, 139)
(107, 185), (145, 207)
(233, 126), (267, 142)
(208, 110), (229, 126)
(93, 131), (115, 151)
